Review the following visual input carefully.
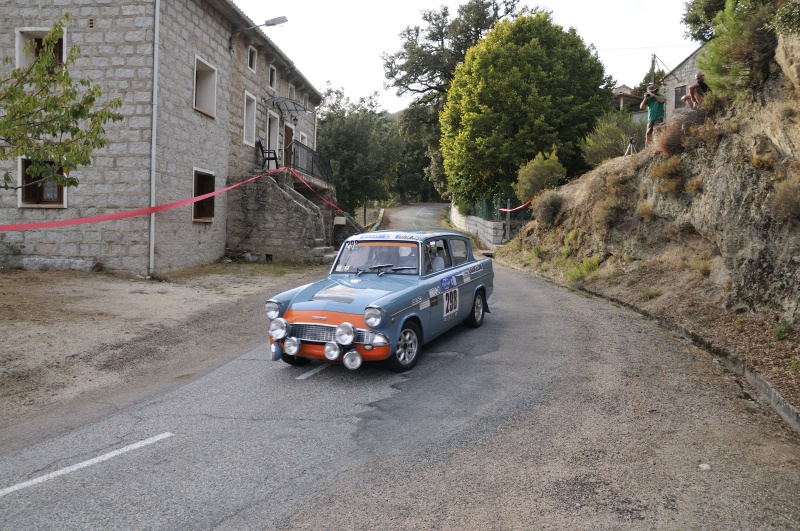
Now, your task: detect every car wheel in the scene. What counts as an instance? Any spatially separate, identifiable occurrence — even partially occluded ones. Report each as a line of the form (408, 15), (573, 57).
(464, 290), (485, 328)
(387, 321), (421, 372)
(281, 352), (310, 366)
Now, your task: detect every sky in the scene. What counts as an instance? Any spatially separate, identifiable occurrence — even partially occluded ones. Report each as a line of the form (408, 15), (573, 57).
(232, 0), (701, 113)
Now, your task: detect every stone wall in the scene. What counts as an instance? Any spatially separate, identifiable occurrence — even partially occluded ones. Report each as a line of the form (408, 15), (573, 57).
(664, 45), (705, 120)
(449, 205), (506, 249)
(0, 1), (156, 273)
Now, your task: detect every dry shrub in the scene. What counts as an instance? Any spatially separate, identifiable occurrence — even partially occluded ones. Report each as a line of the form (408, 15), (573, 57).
(651, 156), (684, 180)
(532, 190), (564, 227)
(772, 176), (800, 222)
(751, 154), (775, 169)
(637, 200), (655, 221)
(780, 105), (797, 120)
(657, 177), (682, 195)
(592, 196), (627, 229)
(656, 109), (705, 157)
(685, 176), (704, 195)
(686, 119), (724, 149)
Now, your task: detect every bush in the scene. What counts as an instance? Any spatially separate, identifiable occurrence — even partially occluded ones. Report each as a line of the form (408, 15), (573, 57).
(651, 157), (684, 180)
(532, 190), (564, 226)
(581, 111), (646, 168)
(772, 176), (800, 222)
(699, 0), (777, 101)
(593, 196), (628, 229)
(565, 256), (601, 282)
(771, 1), (800, 35)
(455, 197), (474, 216)
(514, 150), (566, 203)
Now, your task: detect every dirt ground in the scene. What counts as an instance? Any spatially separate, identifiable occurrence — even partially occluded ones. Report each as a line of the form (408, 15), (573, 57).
(0, 261), (330, 450)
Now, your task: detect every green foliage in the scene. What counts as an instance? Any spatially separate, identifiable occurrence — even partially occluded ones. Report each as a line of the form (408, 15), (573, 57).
(642, 288), (663, 300)
(632, 69), (666, 96)
(316, 88), (392, 212)
(698, 0), (778, 101)
(771, 1), (800, 34)
(383, 1), (527, 197)
(564, 256), (600, 282)
(774, 321), (793, 340)
(789, 357), (800, 372)
(440, 12), (613, 203)
(513, 149), (566, 202)
(1, 15), (122, 190)
(681, 0), (726, 42)
(531, 190), (563, 226)
(581, 111), (646, 168)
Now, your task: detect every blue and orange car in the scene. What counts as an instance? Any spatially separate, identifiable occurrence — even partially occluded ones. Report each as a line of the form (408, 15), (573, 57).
(265, 230), (494, 371)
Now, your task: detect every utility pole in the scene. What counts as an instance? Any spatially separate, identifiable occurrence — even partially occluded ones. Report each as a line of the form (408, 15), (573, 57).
(650, 54), (656, 85)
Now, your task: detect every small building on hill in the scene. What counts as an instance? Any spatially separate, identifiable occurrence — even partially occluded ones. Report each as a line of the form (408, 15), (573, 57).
(663, 44), (707, 119)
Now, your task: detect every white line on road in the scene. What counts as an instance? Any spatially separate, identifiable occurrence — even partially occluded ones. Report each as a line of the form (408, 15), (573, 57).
(0, 432), (174, 498)
(296, 364), (329, 380)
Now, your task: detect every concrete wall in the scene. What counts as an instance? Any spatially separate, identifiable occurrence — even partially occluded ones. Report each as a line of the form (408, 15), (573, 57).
(449, 205), (506, 249)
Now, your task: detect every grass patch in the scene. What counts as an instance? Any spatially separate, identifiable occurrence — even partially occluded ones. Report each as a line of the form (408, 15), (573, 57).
(564, 256), (601, 282)
(774, 321), (793, 341)
(789, 358), (800, 373)
(642, 288), (662, 300)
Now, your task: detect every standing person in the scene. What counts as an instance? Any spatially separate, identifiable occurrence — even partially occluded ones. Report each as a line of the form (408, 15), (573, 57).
(688, 72), (710, 108)
(639, 84), (665, 148)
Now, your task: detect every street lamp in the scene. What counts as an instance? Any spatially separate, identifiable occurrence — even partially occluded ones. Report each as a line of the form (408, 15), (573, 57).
(228, 16), (288, 52)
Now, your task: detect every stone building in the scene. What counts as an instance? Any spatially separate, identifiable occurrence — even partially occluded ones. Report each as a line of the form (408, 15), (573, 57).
(663, 44), (707, 119)
(0, 0), (338, 275)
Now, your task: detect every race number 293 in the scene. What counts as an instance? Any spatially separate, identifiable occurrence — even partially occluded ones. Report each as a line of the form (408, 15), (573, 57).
(443, 288), (458, 319)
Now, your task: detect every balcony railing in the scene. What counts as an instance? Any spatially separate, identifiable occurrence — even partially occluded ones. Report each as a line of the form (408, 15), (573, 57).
(284, 140), (332, 184)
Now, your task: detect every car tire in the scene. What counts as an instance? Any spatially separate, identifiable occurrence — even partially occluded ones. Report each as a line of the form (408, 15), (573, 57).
(281, 352), (310, 366)
(387, 321), (421, 372)
(464, 290), (485, 328)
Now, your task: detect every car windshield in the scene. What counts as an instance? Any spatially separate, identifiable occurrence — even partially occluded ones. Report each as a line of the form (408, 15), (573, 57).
(333, 241), (419, 275)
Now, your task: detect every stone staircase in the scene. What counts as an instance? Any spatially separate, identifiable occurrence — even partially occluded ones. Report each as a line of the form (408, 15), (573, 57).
(312, 239), (338, 263)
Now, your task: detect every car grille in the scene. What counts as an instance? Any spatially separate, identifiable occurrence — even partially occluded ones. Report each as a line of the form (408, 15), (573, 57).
(289, 323), (374, 344)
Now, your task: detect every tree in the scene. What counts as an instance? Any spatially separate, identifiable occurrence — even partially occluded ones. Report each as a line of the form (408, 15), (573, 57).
(316, 88), (391, 213)
(1, 15), (122, 190)
(440, 13), (613, 204)
(383, 0), (527, 196)
(581, 111), (645, 168)
(513, 149), (566, 203)
(632, 69), (666, 96)
(681, 0), (726, 42)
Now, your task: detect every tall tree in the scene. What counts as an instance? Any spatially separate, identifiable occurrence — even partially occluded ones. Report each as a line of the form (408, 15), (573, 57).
(316, 88), (387, 213)
(383, 0), (526, 195)
(440, 12), (613, 204)
(1, 15), (122, 190)
(681, 0), (726, 42)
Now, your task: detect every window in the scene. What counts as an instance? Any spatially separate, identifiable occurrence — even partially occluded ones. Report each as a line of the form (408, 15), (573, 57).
(17, 28), (65, 70)
(451, 239), (468, 265)
(425, 239), (452, 273)
(288, 83), (295, 101)
(20, 158), (65, 207)
(675, 85), (687, 108)
(193, 170), (215, 221)
(268, 65), (277, 90)
(193, 55), (217, 117)
(247, 46), (257, 72)
(243, 91), (256, 146)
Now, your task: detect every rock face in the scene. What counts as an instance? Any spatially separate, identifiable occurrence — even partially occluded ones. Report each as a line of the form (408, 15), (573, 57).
(548, 37), (800, 324)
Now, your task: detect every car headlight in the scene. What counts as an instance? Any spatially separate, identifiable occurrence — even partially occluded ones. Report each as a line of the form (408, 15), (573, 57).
(364, 307), (382, 328)
(269, 318), (289, 340)
(335, 322), (356, 345)
(284, 337), (301, 355)
(372, 333), (389, 346)
(324, 342), (340, 360)
(265, 301), (281, 320)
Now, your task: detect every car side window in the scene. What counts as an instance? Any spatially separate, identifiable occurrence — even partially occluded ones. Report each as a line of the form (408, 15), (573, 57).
(425, 239), (453, 273)
(451, 239), (468, 265)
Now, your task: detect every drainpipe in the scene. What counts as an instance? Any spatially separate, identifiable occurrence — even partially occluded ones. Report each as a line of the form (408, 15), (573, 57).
(148, 0), (161, 276)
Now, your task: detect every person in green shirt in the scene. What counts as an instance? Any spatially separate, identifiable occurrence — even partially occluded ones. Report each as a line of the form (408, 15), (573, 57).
(639, 84), (665, 147)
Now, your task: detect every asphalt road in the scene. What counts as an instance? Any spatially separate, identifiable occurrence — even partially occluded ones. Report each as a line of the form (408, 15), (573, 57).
(1, 204), (799, 529)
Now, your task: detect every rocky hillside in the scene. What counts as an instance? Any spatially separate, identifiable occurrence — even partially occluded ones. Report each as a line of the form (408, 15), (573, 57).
(497, 36), (800, 414)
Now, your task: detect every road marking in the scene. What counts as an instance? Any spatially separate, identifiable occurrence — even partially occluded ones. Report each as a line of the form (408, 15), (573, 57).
(0, 432), (174, 498)
(296, 364), (329, 380)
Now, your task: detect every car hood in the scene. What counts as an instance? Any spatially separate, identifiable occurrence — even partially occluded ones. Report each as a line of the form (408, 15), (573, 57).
(288, 274), (417, 314)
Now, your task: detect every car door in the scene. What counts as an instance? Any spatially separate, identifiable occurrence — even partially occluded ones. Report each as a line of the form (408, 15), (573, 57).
(448, 237), (476, 322)
(423, 237), (459, 339)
